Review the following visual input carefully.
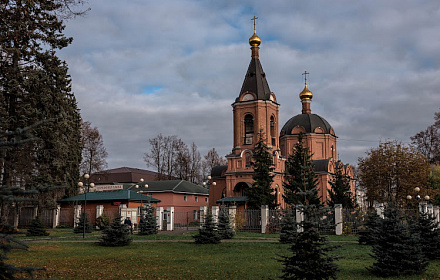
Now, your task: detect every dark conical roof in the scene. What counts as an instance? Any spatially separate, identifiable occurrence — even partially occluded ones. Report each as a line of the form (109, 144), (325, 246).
(236, 57), (272, 102)
(281, 113), (334, 136)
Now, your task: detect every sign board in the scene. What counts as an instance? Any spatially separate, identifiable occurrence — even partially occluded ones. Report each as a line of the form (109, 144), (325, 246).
(94, 184), (123, 192)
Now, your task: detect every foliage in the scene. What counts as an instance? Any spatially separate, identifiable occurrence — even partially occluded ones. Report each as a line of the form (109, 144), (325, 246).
(278, 205), (340, 280)
(26, 216), (49, 237)
(283, 133), (321, 207)
(411, 111), (440, 164)
(98, 215), (132, 247)
(202, 148), (227, 179)
(95, 214), (110, 230)
(358, 210), (381, 245)
(73, 212), (92, 234)
(244, 129), (276, 209)
(139, 205), (158, 235)
(279, 209), (297, 244)
(193, 212), (221, 244)
(368, 204), (428, 277)
(358, 141), (431, 207)
(408, 211), (440, 260)
(429, 165), (440, 205)
(217, 207), (234, 239)
(328, 161), (356, 208)
(80, 121), (108, 176)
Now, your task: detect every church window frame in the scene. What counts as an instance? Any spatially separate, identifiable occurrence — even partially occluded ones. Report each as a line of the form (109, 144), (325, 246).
(245, 152), (252, 168)
(270, 115), (276, 146)
(244, 114), (254, 145)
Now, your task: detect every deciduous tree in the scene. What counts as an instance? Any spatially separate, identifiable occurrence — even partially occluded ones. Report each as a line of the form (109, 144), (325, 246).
(411, 111), (440, 164)
(202, 148), (227, 179)
(357, 141), (431, 207)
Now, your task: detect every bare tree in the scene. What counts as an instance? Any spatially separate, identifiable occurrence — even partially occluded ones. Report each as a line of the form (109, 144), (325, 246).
(202, 148), (227, 179)
(80, 121), (108, 175)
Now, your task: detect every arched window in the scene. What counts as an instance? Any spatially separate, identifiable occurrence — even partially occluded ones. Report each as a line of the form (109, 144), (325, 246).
(244, 114), (254, 145)
(245, 152), (252, 168)
(270, 115), (276, 146)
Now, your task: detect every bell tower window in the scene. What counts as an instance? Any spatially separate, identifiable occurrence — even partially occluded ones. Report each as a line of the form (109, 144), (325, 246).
(244, 114), (254, 145)
(270, 116), (276, 146)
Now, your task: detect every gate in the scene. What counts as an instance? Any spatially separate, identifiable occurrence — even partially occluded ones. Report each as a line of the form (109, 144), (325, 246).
(234, 209), (260, 232)
(342, 208), (364, 234)
(174, 210), (199, 230)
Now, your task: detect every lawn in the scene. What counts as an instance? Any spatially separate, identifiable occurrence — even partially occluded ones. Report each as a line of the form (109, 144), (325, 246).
(6, 231), (440, 279)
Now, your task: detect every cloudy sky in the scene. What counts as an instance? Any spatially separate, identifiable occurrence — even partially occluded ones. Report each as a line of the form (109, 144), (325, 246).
(58, 0), (440, 171)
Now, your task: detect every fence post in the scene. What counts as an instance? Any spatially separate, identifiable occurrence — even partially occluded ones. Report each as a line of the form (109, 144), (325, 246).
(13, 206), (19, 229)
(199, 206), (208, 227)
(212, 206), (219, 224)
(33, 206), (38, 219)
(229, 206), (236, 230)
(427, 204), (434, 215)
(434, 206), (440, 227)
(53, 205), (61, 229)
(375, 203), (384, 218)
(419, 201), (428, 214)
(295, 205), (304, 233)
(96, 205), (104, 218)
(335, 204), (343, 235)
(167, 207), (174, 231)
(156, 207), (163, 231)
(261, 205), (269, 234)
(74, 205), (82, 227)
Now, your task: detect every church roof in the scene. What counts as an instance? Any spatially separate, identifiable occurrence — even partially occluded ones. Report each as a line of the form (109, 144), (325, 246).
(281, 113), (334, 136)
(236, 58), (272, 102)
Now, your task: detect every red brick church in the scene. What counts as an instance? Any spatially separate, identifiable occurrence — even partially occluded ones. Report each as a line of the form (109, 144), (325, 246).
(209, 24), (355, 209)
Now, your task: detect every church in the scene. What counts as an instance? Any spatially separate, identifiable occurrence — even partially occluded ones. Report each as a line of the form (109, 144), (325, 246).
(208, 23), (355, 209)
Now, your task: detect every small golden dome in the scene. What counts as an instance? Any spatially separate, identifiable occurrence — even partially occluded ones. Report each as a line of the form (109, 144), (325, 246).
(249, 32), (261, 46)
(299, 84), (313, 100)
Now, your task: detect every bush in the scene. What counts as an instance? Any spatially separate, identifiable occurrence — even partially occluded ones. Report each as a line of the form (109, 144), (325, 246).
(96, 214), (110, 230)
(138, 205), (158, 235)
(26, 216), (49, 237)
(194, 212), (221, 244)
(73, 212), (92, 234)
(98, 215), (132, 247)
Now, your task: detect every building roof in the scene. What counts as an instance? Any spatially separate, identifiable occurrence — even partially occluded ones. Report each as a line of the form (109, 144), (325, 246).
(236, 57), (272, 102)
(281, 113), (334, 136)
(95, 167), (158, 175)
(211, 165), (228, 178)
(58, 190), (161, 203)
(126, 180), (209, 195)
(216, 196), (248, 204)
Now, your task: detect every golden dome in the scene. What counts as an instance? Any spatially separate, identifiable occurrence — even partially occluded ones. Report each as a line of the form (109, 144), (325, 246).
(299, 84), (313, 100)
(249, 32), (261, 46)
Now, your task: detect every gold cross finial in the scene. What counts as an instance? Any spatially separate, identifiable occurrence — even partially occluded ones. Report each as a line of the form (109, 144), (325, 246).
(302, 71), (310, 84)
(251, 16), (258, 32)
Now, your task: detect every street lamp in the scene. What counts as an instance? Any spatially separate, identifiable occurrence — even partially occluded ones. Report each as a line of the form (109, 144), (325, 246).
(407, 187), (430, 215)
(78, 173), (95, 239)
(203, 175), (216, 188)
(134, 179), (149, 215)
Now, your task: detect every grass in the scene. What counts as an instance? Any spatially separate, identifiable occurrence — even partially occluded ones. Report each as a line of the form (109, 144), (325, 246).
(6, 230), (440, 279)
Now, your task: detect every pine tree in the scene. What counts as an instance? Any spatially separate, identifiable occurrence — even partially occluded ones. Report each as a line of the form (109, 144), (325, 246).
(368, 204), (428, 277)
(99, 215), (132, 247)
(217, 207), (234, 239)
(408, 211), (440, 260)
(26, 216), (49, 237)
(245, 129), (276, 209)
(328, 161), (355, 208)
(139, 205), (158, 235)
(279, 209), (297, 244)
(358, 210), (381, 245)
(283, 133), (321, 207)
(73, 212), (92, 234)
(278, 205), (340, 280)
(193, 212), (221, 244)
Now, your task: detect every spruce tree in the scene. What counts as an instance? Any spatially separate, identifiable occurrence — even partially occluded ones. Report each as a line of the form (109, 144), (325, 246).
(26, 216), (49, 237)
(328, 161), (355, 208)
(278, 205), (340, 280)
(193, 211), (221, 244)
(217, 207), (234, 239)
(279, 209), (297, 244)
(139, 205), (158, 235)
(245, 130), (276, 209)
(99, 215), (132, 247)
(73, 212), (92, 234)
(358, 210), (381, 245)
(283, 133), (321, 207)
(368, 204), (428, 277)
(408, 211), (440, 260)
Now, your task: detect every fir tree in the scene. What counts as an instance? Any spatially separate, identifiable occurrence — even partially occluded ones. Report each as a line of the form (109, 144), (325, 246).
(193, 212), (221, 244)
(73, 212), (92, 234)
(245, 130), (276, 209)
(99, 215), (132, 247)
(408, 211), (440, 260)
(217, 207), (234, 239)
(279, 209), (297, 244)
(139, 205), (158, 235)
(283, 133), (321, 207)
(26, 216), (49, 237)
(278, 205), (340, 280)
(368, 204), (428, 277)
(328, 161), (355, 208)
(358, 210), (381, 245)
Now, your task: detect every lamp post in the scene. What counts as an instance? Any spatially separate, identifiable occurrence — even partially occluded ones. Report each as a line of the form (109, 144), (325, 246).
(134, 179), (149, 215)
(78, 173), (95, 239)
(203, 175), (216, 189)
(407, 187), (430, 215)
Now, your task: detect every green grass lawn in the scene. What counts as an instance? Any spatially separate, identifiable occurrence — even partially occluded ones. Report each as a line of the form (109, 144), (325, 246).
(7, 230), (440, 279)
